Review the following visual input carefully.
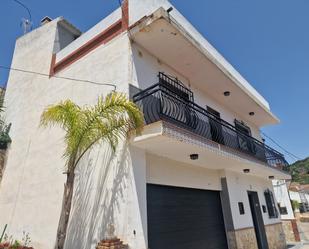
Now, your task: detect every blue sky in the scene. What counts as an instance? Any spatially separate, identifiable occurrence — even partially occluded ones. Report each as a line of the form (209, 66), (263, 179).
(0, 0), (308, 162)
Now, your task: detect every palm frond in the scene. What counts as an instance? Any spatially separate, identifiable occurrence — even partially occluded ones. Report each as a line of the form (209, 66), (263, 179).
(73, 93), (144, 166)
(40, 100), (82, 130)
(41, 92), (144, 171)
(95, 92), (144, 134)
(0, 94), (5, 113)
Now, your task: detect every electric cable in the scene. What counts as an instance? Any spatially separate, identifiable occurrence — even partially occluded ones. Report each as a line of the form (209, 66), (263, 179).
(0, 65), (117, 90)
(12, 0), (32, 21)
(261, 131), (301, 161)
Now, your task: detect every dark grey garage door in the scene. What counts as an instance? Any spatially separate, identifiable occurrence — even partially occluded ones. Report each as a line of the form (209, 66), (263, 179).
(147, 184), (228, 249)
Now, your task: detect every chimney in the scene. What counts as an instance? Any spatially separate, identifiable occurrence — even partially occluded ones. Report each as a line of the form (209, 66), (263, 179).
(41, 16), (52, 25)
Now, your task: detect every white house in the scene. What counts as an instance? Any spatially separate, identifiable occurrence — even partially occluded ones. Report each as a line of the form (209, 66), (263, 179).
(273, 181), (294, 220)
(289, 184), (309, 213)
(0, 1), (291, 249)
(273, 180), (300, 242)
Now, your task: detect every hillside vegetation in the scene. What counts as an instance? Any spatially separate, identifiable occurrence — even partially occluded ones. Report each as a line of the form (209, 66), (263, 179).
(289, 157), (309, 184)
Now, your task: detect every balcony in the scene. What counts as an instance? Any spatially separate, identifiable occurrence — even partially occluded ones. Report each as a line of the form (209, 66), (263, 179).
(129, 8), (279, 127)
(133, 73), (289, 171)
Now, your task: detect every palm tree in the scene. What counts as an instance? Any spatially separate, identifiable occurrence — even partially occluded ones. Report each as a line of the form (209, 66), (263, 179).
(0, 89), (11, 153)
(40, 92), (144, 249)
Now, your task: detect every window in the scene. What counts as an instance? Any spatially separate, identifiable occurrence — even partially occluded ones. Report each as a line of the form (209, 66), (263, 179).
(278, 203), (288, 215)
(235, 120), (256, 154)
(264, 189), (278, 218)
(158, 72), (197, 129)
(158, 72), (193, 101)
(207, 106), (221, 120)
(207, 106), (225, 145)
(238, 202), (245, 215)
(235, 120), (251, 136)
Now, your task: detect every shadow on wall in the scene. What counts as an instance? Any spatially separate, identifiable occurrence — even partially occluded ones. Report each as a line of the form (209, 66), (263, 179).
(0, 149), (7, 184)
(64, 142), (131, 249)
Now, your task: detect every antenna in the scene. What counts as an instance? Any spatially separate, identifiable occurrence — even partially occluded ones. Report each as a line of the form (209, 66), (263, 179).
(21, 18), (32, 34)
(12, 0), (33, 34)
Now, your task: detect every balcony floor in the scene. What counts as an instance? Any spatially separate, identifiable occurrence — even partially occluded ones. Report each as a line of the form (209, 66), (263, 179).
(132, 121), (291, 180)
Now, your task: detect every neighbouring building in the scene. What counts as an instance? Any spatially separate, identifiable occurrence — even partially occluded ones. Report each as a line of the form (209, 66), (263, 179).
(289, 183), (309, 213)
(0, 1), (291, 249)
(273, 180), (300, 242)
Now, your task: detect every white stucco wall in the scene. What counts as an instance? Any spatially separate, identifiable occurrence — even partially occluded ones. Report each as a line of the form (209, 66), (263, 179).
(56, 8), (122, 62)
(289, 191), (301, 203)
(53, 22), (80, 53)
(0, 18), (147, 249)
(0, 20), (64, 249)
(146, 153), (222, 191)
(130, 44), (263, 141)
(273, 180), (295, 220)
(64, 144), (148, 249)
(305, 193), (309, 204)
(224, 170), (281, 230)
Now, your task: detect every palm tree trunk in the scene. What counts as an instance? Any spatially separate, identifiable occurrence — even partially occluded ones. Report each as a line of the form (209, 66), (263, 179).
(54, 170), (75, 249)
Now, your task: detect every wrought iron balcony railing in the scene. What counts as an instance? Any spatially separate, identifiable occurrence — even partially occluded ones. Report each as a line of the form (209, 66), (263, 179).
(133, 78), (289, 171)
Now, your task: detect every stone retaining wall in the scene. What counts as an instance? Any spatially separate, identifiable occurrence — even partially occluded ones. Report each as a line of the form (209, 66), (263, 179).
(227, 227), (258, 249)
(234, 227), (258, 249)
(265, 223), (286, 249)
(282, 219), (300, 242)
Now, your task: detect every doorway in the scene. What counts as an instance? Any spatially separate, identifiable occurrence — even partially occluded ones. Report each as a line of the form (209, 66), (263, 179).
(235, 120), (256, 154)
(207, 106), (225, 145)
(248, 191), (269, 249)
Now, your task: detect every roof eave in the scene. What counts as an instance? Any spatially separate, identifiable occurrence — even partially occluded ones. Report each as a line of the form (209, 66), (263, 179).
(129, 8), (280, 125)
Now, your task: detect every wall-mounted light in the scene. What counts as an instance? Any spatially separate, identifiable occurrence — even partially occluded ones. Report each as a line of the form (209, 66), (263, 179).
(249, 112), (255, 116)
(243, 169), (250, 173)
(167, 7), (174, 13)
(224, 91), (231, 97)
(190, 154), (199, 160)
(268, 176), (275, 180)
(166, 7), (174, 23)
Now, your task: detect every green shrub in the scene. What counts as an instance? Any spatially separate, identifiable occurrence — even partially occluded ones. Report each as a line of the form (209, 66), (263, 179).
(291, 200), (300, 211)
(0, 124), (11, 150)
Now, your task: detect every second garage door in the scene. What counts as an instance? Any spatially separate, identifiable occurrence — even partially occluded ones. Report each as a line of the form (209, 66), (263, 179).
(147, 184), (228, 249)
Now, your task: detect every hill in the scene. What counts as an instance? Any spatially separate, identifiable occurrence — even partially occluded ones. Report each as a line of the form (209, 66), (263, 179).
(289, 157), (309, 184)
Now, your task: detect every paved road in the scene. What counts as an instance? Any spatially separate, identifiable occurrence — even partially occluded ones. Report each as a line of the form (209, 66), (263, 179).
(299, 222), (309, 241)
(290, 222), (309, 249)
(288, 242), (309, 249)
